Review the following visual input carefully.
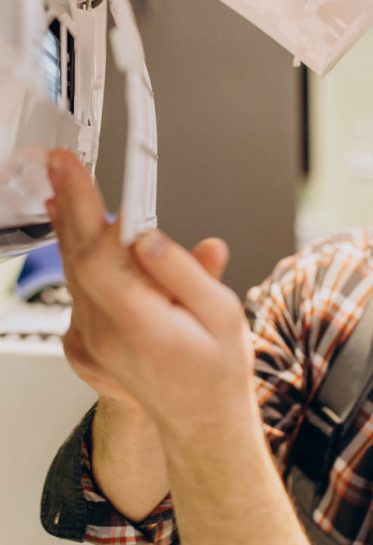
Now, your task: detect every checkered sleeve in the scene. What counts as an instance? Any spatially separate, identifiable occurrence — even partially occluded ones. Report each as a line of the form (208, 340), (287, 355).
(81, 430), (178, 545)
(246, 229), (373, 466)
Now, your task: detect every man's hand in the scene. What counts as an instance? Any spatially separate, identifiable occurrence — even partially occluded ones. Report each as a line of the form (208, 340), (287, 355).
(47, 149), (244, 522)
(64, 233), (231, 404)
(47, 149), (254, 434)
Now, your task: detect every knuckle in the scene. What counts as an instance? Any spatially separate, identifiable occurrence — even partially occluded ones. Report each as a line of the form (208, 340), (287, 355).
(85, 334), (104, 361)
(85, 322), (115, 363)
(63, 331), (105, 388)
(64, 322), (92, 359)
(62, 328), (81, 361)
(73, 361), (102, 389)
(63, 238), (108, 288)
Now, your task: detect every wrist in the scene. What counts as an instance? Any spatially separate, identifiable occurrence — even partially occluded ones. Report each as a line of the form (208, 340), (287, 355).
(157, 383), (262, 452)
(155, 396), (309, 545)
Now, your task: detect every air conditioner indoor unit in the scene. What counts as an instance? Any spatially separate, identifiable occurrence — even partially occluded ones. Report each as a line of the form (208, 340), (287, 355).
(0, 0), (158, 258)
(0, 0), (107, 256)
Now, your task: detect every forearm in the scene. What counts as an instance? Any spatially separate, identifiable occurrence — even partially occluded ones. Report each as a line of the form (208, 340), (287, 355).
(160, 394), (310, 545)
(92, 397), (169, 522)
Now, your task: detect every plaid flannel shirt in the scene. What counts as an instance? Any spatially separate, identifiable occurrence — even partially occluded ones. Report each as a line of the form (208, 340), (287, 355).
(42, 229), (373, 545)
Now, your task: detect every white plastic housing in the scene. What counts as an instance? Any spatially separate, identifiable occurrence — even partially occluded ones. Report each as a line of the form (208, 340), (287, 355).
(0, 0), (107, 256)
(219, 0), (373, 76)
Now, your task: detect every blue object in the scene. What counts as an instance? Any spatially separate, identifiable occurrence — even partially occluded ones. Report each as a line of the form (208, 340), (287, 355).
(16, 243), (65, 301)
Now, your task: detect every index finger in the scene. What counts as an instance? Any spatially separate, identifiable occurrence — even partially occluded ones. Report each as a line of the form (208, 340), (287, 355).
(48, 149), (107, 257)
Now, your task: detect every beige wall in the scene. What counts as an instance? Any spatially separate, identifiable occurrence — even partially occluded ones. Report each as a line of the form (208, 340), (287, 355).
(298, 29), (373, 243)
(97, 0), (301, 297)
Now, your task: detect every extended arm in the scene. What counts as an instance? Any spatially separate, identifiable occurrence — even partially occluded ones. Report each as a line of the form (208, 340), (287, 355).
(47, 149), (311, 545)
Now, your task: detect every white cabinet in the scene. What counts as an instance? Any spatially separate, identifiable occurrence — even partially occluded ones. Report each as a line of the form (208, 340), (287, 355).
(0, 331), (97, 544)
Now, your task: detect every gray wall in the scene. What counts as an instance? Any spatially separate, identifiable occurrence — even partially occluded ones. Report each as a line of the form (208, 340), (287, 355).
(97, 0), (301, 298)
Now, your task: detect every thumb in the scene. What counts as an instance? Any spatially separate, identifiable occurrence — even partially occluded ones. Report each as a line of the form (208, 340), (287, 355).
(134, 230), (238, 334)
(191, 238), (229, 281)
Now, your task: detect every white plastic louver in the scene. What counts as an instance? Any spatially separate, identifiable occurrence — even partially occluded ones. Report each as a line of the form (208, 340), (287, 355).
(109, 0), (158, 245)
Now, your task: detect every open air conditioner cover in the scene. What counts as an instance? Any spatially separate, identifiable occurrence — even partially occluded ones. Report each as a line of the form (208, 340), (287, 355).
(220, 0), (373, 75)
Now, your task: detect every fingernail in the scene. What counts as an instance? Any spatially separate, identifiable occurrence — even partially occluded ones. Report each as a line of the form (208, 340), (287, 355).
(136, 230), (168, 261)
(48, 150), (65, 170)
(47, 152), (65, 192)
